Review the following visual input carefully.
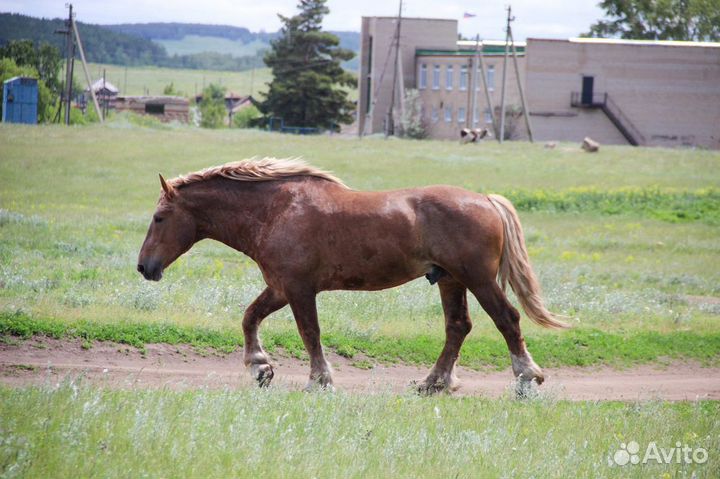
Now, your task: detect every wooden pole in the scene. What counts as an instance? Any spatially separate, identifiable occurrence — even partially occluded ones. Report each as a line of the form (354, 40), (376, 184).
(499, 5), (512, 143)
(386, 0), (403, 137)
(63, 4), (73, 125)
(71, 14), (103, 123)
(396, 44), (405, 129)
(509, 23), (533, 142)
(474, 35), (498, 139)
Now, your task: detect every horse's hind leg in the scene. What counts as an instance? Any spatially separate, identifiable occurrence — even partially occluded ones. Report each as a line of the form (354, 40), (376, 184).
(243, 287), (287, 387)
(471, 281), (544, 396)
(418, 277), (472, 395)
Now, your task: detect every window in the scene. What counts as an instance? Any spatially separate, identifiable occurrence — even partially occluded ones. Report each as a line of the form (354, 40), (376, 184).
(446, 65), (453, 90)
(444, 105), (452, 123)
(431, 105), (439, 123)
(460, 65), (468, 91)
(458, 107), (466, 123)
(487, 65), (495, 91)
(485, 108), (493, 124)
(418, 64), (427, 90)
(473, 107), (480, 125)
(432, 65), (440, 90)
(145, 103), (164, 115)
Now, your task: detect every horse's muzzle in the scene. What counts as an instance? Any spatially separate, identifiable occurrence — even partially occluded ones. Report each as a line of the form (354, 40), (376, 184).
(137, 260), (163, 281)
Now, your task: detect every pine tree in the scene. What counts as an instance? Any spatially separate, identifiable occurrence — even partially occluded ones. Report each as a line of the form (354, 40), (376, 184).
(259, 0), (356, 130)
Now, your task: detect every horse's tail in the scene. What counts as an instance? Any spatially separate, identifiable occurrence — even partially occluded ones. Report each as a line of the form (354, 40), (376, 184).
(487, 194), (570, 329)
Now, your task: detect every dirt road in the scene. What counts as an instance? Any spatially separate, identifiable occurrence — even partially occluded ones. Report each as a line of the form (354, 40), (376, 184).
(1, 337), (718, 401)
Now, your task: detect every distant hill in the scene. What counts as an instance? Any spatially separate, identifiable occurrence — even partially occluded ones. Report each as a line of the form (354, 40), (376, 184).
(106, 22), (276, 43)
(0, 14), (361, 71)
(0, 13), (166, 65)
(107, 23), (361, 70)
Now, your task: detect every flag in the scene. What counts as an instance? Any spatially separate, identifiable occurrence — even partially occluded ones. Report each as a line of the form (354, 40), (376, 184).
(463, 12), (477, 19)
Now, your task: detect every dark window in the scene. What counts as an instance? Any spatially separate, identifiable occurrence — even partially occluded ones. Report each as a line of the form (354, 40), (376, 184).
(145, 103), (165, 115)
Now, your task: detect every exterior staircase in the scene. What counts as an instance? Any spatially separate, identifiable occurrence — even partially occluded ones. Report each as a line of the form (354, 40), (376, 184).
(570, 92), (646, 146)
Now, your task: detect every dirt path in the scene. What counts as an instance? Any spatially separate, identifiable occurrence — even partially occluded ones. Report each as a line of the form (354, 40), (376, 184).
(1, 337), (718, 401)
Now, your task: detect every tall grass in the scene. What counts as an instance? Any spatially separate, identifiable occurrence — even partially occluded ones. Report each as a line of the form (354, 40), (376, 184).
(0, 383), (718, 478)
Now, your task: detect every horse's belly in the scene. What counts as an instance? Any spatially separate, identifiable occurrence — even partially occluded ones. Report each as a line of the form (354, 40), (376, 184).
(318, 257), (429, 292)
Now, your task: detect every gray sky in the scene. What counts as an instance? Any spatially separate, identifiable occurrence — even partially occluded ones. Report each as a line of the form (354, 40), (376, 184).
(3, 0), (606, 40)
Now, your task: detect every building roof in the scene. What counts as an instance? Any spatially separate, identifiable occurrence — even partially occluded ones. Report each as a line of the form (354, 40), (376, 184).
(529, 37), (720, 48)
(88, 78), (119, 93)
(3, 76), (37, 85)
(362, 16), (457, 23)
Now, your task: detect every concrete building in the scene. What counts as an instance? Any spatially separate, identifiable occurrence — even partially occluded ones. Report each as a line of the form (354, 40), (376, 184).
(359, 16), (720, 149)
(526, 38), (720, 148)
(359, 17), (526, 140)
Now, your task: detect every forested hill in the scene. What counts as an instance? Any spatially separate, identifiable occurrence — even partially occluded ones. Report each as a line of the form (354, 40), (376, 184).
(106, 23), (277, 43)
(105, 23), (360, 70)
(0, 14), (360, 71)
(107, 22), (360, 59)
(0, 13), (166, 65)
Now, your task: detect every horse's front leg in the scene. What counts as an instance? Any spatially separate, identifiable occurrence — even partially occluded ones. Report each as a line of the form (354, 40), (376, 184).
(286, 288), (334, 391)
(243, 287), (287, 387)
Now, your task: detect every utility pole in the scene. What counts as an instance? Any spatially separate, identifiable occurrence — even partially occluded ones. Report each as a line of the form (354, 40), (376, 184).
(499, 5), (512, 143)
(508, 16), (533, 142)
(386, 0), (403, 138)
(55, 3), (74, 125)
(473, 35), (499, 140)
(71, 11), (103, 122)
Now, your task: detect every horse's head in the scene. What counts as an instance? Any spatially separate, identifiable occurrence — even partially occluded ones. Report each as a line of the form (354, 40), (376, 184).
(137, 174), (197, 281)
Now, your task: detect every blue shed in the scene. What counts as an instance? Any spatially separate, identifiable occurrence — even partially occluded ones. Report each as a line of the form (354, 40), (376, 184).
(2, 76), (38, 124)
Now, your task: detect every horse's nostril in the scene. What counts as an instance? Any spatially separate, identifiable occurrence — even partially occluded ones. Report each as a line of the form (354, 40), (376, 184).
(137, 264), (145, 273)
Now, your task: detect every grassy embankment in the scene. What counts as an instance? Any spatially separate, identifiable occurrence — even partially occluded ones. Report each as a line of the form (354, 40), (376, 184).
(1, 124), (719, 369)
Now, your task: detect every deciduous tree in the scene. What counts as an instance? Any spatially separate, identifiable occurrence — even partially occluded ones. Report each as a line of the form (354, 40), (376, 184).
(585, 0), (720, 41)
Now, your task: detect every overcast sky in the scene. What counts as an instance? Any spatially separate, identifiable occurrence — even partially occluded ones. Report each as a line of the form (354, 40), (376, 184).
(3, 0), (606, 40)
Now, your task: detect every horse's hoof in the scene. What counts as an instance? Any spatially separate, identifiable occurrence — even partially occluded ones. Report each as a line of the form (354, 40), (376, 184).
(251, 363), (274, 387)
(303, 381), (335, 393)
(414, 378), (451, 396)
(515, 376), (541, 400)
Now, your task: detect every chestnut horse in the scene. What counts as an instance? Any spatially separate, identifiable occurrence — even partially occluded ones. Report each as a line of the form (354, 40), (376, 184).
(137, 158), (567, 394)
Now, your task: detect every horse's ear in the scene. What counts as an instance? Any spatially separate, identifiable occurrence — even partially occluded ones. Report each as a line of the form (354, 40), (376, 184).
(159, 174), (176, 199)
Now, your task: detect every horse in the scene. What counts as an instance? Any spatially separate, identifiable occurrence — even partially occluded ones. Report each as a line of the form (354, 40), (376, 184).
(137, 158), (568, 394)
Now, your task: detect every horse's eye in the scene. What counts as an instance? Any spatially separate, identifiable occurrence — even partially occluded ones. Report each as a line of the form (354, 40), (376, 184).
(154, 216), (163, 224)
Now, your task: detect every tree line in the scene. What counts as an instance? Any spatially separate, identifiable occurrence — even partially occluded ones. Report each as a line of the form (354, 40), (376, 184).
(0, 13), (266, 71)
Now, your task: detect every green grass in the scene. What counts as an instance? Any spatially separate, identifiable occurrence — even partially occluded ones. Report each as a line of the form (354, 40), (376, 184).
(156, 35), (268, 57)
(86, 62), (272, 97)
(3, 310), (719, 368)
(1, 383), (718, 478)
(0, 124), (719, 369)
(2, 124), (720, 478)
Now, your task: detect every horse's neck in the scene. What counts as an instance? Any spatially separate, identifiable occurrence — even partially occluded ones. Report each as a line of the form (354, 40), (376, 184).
(186, 179), (273, 259)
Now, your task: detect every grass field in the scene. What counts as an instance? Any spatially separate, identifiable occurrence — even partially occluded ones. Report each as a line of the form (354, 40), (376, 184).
(86, 62), (272, 97)
(1, 123), (719, 477)
(1, 124), (719, 367)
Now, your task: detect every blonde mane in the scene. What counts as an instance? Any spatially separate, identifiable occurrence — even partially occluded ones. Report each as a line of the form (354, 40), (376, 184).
(168, 157), (348, 189)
